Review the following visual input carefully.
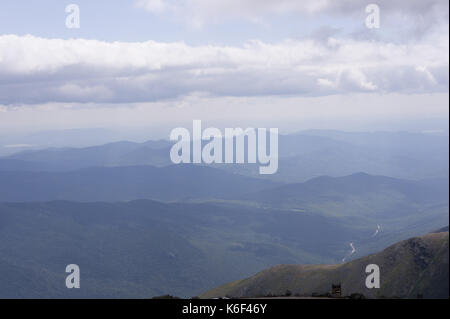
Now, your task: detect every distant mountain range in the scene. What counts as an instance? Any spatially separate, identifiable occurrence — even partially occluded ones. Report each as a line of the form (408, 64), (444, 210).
(0, 140), (172, 171)
(0, 129), (447, 298)
(2, 130), (448, 183)
(201, 229), (449, 299)
(0, 164), (279, 202)
(243, 173), (449, 208)
(0, 167), (447, 263)
(0, 168), (447, 247)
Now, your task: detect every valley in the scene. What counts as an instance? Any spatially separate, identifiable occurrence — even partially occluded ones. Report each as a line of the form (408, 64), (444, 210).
(0, 130), (448, 298)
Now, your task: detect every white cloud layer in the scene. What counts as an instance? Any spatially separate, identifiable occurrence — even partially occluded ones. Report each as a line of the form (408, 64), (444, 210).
(0, 31), (448, 105)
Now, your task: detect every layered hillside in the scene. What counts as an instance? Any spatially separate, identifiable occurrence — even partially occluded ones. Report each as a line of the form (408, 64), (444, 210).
(202, 230), (449, 299)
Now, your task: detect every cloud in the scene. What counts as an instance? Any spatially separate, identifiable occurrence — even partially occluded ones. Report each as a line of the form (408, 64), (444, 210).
(0, 33), (448, 105)
(1, 93), (448, 135)
(136, 0), (447, 16)
(135, 0), (448, 27)
(135, 0), (174, 13)
(4, 144), (33, 148)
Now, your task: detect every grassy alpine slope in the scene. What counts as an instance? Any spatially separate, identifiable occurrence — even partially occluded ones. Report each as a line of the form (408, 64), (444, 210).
(201, 230), (449, 299)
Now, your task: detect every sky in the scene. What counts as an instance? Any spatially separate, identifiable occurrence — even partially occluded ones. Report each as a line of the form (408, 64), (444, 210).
(0, 0), (448, 147)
